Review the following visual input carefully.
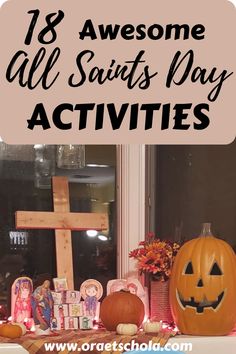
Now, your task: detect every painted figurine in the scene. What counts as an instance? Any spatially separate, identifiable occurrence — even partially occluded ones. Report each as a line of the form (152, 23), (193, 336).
(84, 284), (98, 317)
(31, 280), (53, 333)
(11, 277), (33, 323)
(51, 317), (58, 330)
(58, 305), (66, 329)
(80, 279), (103, 318)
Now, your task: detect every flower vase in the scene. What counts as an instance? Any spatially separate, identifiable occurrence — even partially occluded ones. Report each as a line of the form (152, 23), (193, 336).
(150, 280), (173, 323)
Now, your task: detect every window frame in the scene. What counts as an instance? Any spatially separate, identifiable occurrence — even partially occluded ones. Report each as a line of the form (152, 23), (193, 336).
(117, 144), (146, 278)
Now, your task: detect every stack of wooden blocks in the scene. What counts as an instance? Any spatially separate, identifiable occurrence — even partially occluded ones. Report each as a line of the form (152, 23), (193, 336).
(51, 290), (93, 330)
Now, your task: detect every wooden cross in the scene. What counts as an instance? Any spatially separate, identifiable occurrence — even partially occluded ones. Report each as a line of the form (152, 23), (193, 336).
(15, 176), (108, 289)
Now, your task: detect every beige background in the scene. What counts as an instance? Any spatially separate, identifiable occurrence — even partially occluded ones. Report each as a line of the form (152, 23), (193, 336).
(0, 0), (235, 144)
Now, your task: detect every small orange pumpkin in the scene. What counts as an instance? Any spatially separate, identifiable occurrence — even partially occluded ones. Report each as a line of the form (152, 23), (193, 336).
(0, 323), (25, 338)
(100, 290), (145, 331)
(170, 224), (236, 335)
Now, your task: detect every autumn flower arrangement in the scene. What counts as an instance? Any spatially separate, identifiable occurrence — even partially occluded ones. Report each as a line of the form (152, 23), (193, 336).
(129, 232), (180, 281)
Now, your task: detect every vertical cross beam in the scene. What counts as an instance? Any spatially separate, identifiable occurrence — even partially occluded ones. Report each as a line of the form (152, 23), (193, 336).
(52, 176), (74, 289)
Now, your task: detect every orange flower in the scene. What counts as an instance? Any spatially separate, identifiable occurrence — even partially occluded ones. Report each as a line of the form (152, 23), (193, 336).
(129, 234), (181, 280)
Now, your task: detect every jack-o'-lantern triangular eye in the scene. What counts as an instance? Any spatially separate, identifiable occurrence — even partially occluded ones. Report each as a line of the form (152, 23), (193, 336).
(184, 261), (194, 274)
(209, 262), (223, 275)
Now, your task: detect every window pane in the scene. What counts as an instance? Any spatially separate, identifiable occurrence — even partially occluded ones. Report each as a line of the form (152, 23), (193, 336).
(69, 146), (117, 291)
(154, 142), (236, 250)
(0, 144), (116, 318)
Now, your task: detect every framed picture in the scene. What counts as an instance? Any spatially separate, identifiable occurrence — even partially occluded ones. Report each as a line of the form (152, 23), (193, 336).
(53, 278), (68, 292)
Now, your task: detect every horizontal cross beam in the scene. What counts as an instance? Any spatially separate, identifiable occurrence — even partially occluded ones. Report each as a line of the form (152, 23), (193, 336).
(15, 211), (108, 231)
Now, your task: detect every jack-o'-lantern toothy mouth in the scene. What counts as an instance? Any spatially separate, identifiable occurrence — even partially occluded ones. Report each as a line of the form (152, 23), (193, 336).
(176, 289), (225, 313)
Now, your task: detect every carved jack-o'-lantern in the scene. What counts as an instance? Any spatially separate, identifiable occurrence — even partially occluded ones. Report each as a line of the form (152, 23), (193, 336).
(170, 223), (236, 335)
